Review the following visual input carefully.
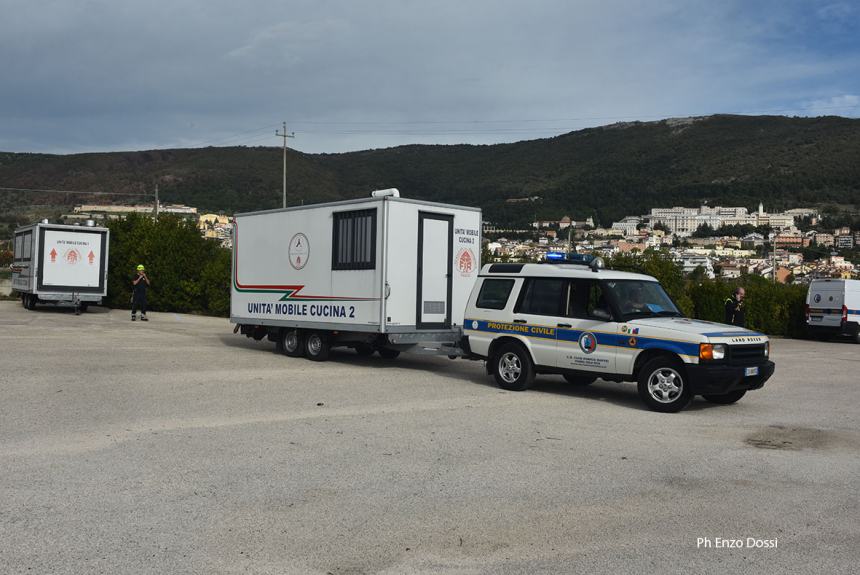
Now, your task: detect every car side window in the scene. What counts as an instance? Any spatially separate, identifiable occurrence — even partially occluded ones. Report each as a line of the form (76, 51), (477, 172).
(515, 278), (566, 316)
(476, 279), (515, 310)
(569, 280), (611, 319)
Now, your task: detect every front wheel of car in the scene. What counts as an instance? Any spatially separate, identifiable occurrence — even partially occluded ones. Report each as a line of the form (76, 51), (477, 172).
(637, 358), (692, 413)
(493, 342), (535, 391)
(703, 390), (747, 404)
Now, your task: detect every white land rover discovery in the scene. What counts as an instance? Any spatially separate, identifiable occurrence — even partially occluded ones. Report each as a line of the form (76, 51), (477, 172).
(463, 258), (775, 413)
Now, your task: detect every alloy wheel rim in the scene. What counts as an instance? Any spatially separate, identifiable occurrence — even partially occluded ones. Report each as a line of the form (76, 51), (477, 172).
(499, 352), (522, 383)
(647, 367), (683, 403)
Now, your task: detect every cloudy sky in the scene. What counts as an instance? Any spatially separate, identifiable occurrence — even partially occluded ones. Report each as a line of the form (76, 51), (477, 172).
(1, 0), (858, 154)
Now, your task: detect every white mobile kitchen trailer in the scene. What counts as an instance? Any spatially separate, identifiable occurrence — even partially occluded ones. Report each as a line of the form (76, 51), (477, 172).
(11, 220), (110, 314)
(231, 189), (482, 359)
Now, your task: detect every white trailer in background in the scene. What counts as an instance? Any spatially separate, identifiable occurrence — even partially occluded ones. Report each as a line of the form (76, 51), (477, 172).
(11, 220), (110, 314)
(230, 189), (482, 360)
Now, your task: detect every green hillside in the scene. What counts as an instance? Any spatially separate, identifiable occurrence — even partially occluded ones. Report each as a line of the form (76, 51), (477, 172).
(1, 114), (859, 228)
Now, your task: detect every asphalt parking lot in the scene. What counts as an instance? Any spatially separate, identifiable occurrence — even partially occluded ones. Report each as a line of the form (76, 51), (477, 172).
(1, 301), (858, 574)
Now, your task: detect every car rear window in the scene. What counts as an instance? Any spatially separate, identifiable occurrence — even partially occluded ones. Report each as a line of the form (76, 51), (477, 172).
(476, 279), (516, 310)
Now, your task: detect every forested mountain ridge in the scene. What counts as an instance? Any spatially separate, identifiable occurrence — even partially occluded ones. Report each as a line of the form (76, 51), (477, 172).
(1, 114), (858, 227)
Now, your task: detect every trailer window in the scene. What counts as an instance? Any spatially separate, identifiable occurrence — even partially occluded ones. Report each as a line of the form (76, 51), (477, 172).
(476, 279), (515, 310)
(15, 231), (32, 261)
(332, 209), (377, 270)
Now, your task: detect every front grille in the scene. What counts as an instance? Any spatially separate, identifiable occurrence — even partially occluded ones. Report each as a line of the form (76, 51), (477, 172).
(729, 344), (766, 365)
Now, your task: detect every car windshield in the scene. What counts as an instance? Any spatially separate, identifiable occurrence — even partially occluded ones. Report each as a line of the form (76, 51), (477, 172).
(604, 279), (682, 320)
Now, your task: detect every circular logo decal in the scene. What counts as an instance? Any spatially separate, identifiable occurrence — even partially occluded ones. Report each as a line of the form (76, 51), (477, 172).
(63, 249), (81, 265)
(456, 248), (476, 276)
(628, 337), (638, 347)
(471, 320), (479, 330)
(579, 332), (598, 354)
(813, 294), (821, 303)
(288, 233), (310, 270)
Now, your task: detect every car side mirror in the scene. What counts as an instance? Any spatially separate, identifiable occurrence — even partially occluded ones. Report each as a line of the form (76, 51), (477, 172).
(591, 308), (611, 321)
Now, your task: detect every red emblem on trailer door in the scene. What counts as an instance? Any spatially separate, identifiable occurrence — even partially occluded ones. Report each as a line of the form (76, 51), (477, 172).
(88, 250), (95, 264)
(49, 248), (58, 263)
(456, 248), (475, 276)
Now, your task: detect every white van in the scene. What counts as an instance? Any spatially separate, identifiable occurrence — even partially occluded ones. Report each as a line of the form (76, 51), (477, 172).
(805, 279), (860, 343)
(463, 257), (775, 412)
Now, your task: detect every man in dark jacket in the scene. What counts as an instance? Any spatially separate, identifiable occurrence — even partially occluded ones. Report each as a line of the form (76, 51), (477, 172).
(132, 264), (150, 321)
(724, 287), (745, 327)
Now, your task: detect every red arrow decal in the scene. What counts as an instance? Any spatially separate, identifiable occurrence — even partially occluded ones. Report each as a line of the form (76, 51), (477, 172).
(88, 250), (95, 264)
(50, 248), (57, 262)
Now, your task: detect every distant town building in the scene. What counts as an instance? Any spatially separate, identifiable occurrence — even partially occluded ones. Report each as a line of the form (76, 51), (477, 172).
(813, 232), (834, 247)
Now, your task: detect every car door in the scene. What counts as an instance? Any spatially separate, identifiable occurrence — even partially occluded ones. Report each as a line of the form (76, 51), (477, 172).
(511, 277), (566, 368)
(557, 279), (617, 374)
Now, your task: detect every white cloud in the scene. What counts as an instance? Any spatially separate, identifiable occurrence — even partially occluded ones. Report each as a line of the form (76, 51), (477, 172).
(803, 94), (860, 117)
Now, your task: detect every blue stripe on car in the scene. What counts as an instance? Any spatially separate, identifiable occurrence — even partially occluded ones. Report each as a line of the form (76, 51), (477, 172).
(465, 319), (700, 356)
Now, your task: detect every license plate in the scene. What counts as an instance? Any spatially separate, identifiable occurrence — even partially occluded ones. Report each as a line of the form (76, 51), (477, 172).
(745, 366), (759, 377)
(810, 316), (822, 322)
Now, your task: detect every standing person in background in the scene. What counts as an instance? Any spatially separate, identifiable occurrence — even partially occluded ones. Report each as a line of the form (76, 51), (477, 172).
(132, 264), (150, 322)
(724, 286), (746, 327)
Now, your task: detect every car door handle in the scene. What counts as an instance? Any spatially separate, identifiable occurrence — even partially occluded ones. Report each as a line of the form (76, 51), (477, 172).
(557, 323), (572, 328)
(513, 319), (527, 323)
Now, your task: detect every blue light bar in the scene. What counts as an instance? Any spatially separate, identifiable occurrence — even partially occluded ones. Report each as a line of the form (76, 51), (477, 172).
(545, 252), (594, 264)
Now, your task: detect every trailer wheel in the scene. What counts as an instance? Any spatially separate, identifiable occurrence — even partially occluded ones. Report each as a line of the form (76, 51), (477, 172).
(377, 348), (400, 360)
(305, 331), (331, 361)
(276, 329), (305, 358)
(25, 294), (37, 310)
(79, 303), (89, 313)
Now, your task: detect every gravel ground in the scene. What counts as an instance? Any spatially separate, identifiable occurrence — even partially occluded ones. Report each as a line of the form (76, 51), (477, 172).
(0, 301), (858, 574)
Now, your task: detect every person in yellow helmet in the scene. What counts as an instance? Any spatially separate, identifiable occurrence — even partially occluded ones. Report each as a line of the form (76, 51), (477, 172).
(131, 264), (150, 321)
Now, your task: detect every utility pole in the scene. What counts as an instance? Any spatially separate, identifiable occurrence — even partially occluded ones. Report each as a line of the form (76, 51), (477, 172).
(275, 122), (295, 208)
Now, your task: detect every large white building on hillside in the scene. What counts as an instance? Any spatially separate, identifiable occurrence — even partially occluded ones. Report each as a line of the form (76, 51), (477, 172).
(644, 203), (795, 236)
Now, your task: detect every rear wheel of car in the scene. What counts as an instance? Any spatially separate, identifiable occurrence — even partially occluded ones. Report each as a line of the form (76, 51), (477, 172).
(276, 329), (304, 357)
(563, 374), (596, 385)
(702, 390), (747, 404)
(493, 342), (535, 391)
(637, 357), (692, 413)
(304, 331), (331, 361)
(377, 348), (400, 359)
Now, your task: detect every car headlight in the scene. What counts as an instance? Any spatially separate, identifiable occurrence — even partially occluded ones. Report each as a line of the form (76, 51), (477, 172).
(764, 342), (769, 358)
(699, 343), (726, 361)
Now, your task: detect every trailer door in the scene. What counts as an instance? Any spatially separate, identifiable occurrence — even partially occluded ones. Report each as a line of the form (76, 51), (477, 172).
(417, 212), (453, 329)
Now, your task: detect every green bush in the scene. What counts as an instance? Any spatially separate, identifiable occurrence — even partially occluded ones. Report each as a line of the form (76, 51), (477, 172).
(106, 215), (230, 316)
(687, 275), (808, 337)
